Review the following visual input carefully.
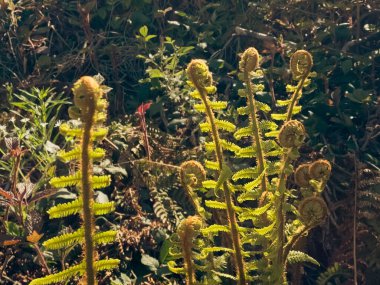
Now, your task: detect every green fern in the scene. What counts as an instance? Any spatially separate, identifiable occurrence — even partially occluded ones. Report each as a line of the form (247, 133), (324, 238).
(33, 76), (119, 284)
(287, 250), (320, 266)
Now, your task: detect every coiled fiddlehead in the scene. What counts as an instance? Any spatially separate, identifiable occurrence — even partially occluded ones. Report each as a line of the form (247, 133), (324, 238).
(31, 76), (119, 285)
(180, 160), (207, 219)
(299, 196), (328, 226)
(278, 120), (306, 149)
(290, 50), (313, 80)
(294, 163), (312, 188)
(309, 159), (332, 181)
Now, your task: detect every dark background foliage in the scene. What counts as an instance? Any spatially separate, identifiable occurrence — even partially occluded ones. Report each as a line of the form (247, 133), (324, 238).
(0, 0), (379, 284)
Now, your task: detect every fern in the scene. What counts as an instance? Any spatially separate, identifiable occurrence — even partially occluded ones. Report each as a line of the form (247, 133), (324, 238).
(30, 259), (120, 285)
(43, 229), (117, 250)
(316, 263), (343, 285)
(287, 250), (320, 266)
(167, 49), (330, 285)
(47, 199), (114, 219)
(33, 76), (119, 284)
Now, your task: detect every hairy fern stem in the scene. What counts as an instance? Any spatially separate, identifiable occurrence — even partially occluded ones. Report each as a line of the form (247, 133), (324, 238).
(244, 71), (268, 204)
(199, 89), (247, 285)
(81, 92), (97, 285)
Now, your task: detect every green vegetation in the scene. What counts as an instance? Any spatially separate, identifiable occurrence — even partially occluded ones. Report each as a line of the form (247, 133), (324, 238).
(0, 1), (378, 284)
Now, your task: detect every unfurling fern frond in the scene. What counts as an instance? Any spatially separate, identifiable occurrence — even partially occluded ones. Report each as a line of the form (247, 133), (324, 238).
(43, 229), (117, 250)
(30, 258), (120, 285)
(287, 250), (320, 266)
(30, 263), (84, 285)
(194, 101), (228, 112)
(57, 147), (105, 163)
(47, 199), (114, 219)
(43, 228), (84, 250)
(34, 76), (119, 285)
(47, 198), (83, 219)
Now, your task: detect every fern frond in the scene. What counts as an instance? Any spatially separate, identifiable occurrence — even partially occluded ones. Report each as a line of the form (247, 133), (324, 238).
(215, 165), (233, 191)
(202, 180), (217, 189)
(205, 200), (228, 210)
(316, 263), (342, 285)
(50, 173), (111, 189)
(211, 271), (237, 280)
(47, 198), (83, 219)
(57, 147), (105, 163)
(92, 128), (108, 141)
(256, 101), (271, 113)
(234, 126), (253, 140)
(59, 123), (82, 137)
(92, 175), (111, 189)
(221, 139), (241, 153)
(43, 228), (84, 250)
(93, 230), (117, 245)
(287, 250), (320, 266)
(233, 167), (259, 181)
(237, 189), (261, 203)
(205, 160), (220, 170)
(29, 263), (84, 285)
(50, 172), (81, 188)
(291, 106), (302, 115)
(194, 101), (228, 112)
(48, 199), (114, 219)
(265, 130), (280, 137)
(237, 106), (249, 115)
(94, 258), (120, 271)
(276, 99), (293, 106)
(271, 113), (288, 121)
(244, 170), (266, 191)
(237, 146), (256, 158)
(168, 261), (186, 274)
(238, 203), (271, 222)
(255, 221), (275, 236)
(259, 120), (278, 131)
(201, 247), (234, 255)
(201, 224), (230, 235)
(60, 124), (107, 140)
(94, 201), (115, 215)
(200, 119), (236, 133)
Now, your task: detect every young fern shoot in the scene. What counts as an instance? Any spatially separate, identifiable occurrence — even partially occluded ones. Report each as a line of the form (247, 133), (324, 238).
(186, 60), (247, 284)
(30, 76), (119, 285)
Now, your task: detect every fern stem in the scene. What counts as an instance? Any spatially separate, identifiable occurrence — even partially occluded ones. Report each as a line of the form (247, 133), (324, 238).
(274, 64), (310, 283)
(244, 71), (268, 204)
(286, 72), (309, 122)
(274, 151), (292, 284)
(81, 98), (97, 285)
(283, 225), (310, 271)
(199, 89), (246, 285)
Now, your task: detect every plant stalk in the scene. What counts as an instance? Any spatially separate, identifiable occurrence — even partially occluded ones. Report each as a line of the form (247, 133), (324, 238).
(199, 89), (246, 285)
(81, 101), (97, 285)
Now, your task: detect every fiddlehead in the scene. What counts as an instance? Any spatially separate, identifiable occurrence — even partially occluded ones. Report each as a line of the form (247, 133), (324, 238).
(289, 50), (313, 81)
(309, 159), (332, 181)
(278, 120), (306, 148)
(180, 160), (207, 219)
(298, 196), (328, 226)
(294, 163), (312, 188)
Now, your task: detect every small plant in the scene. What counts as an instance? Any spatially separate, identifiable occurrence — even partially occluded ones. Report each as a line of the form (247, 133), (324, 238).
(168, 48), (332, 284)
(30, 76), (119, 285)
